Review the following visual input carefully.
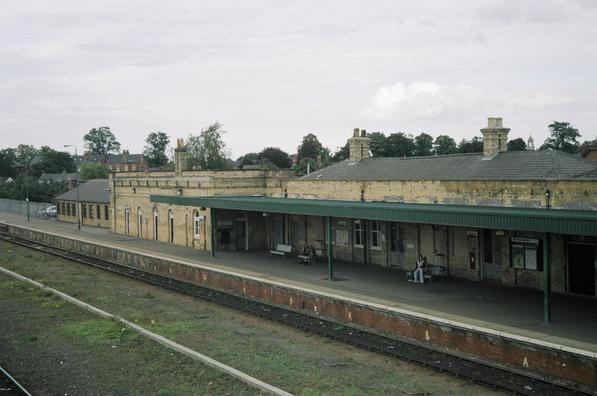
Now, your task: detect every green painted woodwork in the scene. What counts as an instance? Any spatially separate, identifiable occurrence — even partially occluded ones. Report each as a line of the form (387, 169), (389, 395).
(150, 195), (597, 236)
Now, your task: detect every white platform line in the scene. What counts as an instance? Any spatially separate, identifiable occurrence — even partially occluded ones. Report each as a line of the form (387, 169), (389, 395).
(0, 265), (294, 396)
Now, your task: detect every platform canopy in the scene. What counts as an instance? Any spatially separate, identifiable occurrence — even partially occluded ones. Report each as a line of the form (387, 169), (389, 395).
(150, 195), (597, 236)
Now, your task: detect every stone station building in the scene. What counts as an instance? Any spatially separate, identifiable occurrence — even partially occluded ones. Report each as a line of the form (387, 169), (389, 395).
(110, 118), (597, 310)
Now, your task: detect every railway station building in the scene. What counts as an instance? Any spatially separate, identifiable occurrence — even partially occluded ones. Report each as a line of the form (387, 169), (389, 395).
(109, 118), (597, 303)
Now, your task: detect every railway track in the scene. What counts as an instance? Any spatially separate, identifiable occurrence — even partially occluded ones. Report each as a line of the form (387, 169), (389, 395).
(0, 366), (31, 396)
(0, 233), (591, 395)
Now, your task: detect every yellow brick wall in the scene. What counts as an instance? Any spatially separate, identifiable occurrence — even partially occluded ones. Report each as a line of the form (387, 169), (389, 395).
(57, 200), (111, 228)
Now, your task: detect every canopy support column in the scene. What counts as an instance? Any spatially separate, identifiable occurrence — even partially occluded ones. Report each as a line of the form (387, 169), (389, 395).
(543, 233), (551, 323)
(326, 216), (333, 281)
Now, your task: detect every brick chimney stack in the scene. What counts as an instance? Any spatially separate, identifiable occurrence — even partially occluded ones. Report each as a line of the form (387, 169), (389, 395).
(174, 138), (188, 173)
(348, 128), (371, 161)
(481, 117), (510, 157)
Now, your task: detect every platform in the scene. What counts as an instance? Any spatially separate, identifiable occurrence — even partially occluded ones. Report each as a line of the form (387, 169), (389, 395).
(1, 213), (595, 356)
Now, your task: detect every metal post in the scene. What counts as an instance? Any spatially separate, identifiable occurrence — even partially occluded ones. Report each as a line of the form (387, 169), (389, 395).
(25, 162), (30, 222)
(210, 207), (216, 258)
(326, 216), (333, 281)
(75, 147), (80, 231)
(543, 233), (551, 323)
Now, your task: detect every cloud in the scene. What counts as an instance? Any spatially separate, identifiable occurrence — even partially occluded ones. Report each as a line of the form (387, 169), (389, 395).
(360, 82), (480, 119)
(361, 82), (574, 120)
(503, 92), (573, 110)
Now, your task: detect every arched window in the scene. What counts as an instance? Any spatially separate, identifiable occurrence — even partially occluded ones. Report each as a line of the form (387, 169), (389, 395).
(193, 210), (201, 239)
(124, 207), (130, 235)
(137, 207), (143, 238)
(168, 209), (174, 243)
(153, 207), (159, 240)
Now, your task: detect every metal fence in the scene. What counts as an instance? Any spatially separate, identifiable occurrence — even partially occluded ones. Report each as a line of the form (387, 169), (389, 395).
(0, 198), (55, 219)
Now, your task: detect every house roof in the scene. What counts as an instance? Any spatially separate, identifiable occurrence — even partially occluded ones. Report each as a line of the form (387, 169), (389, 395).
(38, 172), (78, 182)
(301, 150), (597, 181)
(74, 153), (144, 165)
(55, 179), (110, 203)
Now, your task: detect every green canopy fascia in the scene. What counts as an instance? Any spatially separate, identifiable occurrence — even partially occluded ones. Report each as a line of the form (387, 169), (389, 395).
(150, 195), (597, 236)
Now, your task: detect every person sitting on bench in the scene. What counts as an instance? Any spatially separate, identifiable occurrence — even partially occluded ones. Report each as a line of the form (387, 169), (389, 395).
(412, 255), (426, 284)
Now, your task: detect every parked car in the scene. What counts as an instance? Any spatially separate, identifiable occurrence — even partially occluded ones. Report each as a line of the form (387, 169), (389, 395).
(41, 205), (57, 217)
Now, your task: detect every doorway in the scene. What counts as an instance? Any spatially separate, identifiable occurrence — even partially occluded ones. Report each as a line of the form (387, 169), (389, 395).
(482, 229), (502, 281)
(273, 218), (284, 247)
(568, 242), (595, 296)
(235, 220), (247, 250)
(168, 210), (174, 243)
(124, 208), (130, 235)
(388, 222), (405, 268)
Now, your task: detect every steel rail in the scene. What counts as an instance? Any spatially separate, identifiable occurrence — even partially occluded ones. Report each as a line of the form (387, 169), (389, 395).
(0, 233), (590, 395)
(0, 366), (32, 396)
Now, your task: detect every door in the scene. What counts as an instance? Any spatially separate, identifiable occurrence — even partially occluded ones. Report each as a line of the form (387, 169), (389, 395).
(388, 222), (405, 267)
(568, 243), (595, 296)
(482, 229), (502, 281)
(273, 218), (284, 248)
(235, 220), (247, 250)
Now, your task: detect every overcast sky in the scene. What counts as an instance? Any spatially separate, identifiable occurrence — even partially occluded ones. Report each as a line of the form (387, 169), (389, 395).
(2, 0), (596, 158)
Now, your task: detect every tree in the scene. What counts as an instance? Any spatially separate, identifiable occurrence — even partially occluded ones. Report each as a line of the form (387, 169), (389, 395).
(368, 132), (387, 157)
(0, 148), (17, 178)
(458, 137), (484, 153)
(297, 133), (323, 161)
(414, 133), (434, 156)
(80, 163), (110, 180)
(83, 126), (121, 162)
(294, 157), (317, 176)
(434, 135), (458, 155)
(144, 132), (170, 168)
(507, 138), (527, 151)
(331, 143), (349, 162)
(187, 122), (230, 170)
(385, 133), (415, 157)
(259, 147), (292, 169)
(578, 137), (597, 155)
(236, 153), (260, 168)
(540, 121), (581, 153)
(16, 144), (37, 169)
(30, 146), (75, 177)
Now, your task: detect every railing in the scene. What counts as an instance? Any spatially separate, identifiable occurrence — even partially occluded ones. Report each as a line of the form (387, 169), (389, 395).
(0, 198), (54, 219)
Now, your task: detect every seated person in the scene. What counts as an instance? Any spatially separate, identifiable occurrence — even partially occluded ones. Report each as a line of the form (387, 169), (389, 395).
(412, 255), (426, 284)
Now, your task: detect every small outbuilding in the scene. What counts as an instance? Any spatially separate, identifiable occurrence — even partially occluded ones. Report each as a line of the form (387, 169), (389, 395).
(55, 179), (110, 228)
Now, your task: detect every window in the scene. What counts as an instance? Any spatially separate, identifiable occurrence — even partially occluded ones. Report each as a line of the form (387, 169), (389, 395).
(89, 205), (94, 219)
(193, 210), (201, 239)
(104, 205), (109, 220)
(510, 237), (543, 271)
(370, 220), (381, 248)
(124, 208), (130, 235)
(71, 203), (76, 216)
(354, 220), (364, 247)
(168, 210), (174, 243)
(82, 204), (87, 218)
(66, 203), (70, 216)
(153, 208), (159, 240)
(97, 205), (100, 220)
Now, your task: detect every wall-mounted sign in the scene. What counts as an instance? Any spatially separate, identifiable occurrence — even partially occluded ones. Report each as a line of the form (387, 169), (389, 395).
(511, 237), (542, 271)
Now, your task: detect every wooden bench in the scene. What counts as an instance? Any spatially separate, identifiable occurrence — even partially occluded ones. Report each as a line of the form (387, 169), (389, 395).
(269, 244), (292, 258)
(424, 264), (447, 283)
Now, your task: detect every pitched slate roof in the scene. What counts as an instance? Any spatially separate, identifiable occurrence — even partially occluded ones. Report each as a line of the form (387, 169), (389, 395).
(301, 150), (597, 181)
(38, 172), (78, 183)
(55, 179), (110, 203)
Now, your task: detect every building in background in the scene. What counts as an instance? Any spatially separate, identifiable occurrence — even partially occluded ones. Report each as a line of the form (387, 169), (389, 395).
(109, 118), (597, 298)
(55, 179), (111, 228)
(74, 151), (147, 172)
